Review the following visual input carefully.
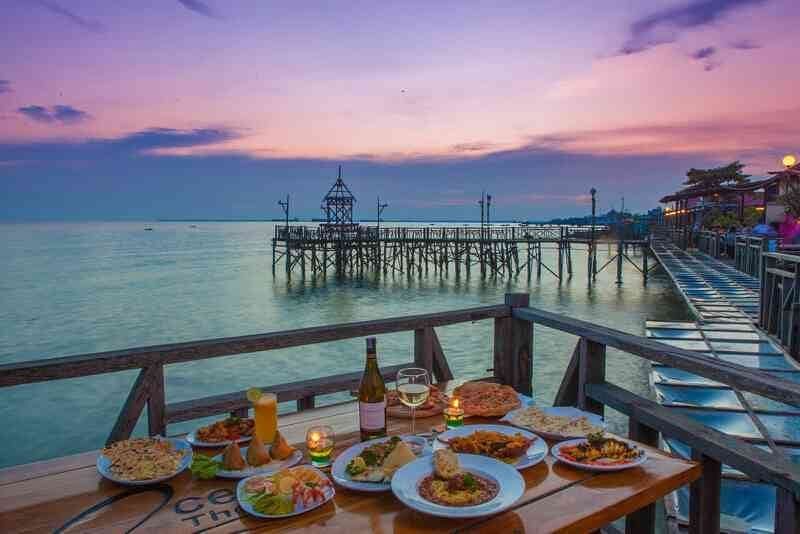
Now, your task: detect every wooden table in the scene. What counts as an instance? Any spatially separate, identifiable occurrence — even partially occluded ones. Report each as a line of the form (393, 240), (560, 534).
(0, 403), (700, 533)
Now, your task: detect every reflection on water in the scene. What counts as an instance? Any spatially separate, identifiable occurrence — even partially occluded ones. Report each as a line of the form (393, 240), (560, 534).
(0, 222), (691, 467)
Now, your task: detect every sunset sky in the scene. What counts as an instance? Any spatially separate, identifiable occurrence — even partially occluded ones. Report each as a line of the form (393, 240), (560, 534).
(1, 0), (799, 220)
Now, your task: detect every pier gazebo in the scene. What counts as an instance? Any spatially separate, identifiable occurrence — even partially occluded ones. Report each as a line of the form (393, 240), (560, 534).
(320, 166), (358, 233)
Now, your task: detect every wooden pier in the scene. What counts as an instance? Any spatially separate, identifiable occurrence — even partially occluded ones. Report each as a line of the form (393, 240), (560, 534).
(271, 224), (653, 284)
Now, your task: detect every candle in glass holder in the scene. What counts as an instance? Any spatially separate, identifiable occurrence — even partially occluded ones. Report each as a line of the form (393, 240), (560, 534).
(443, 397), (464, 428)
(306, 425), (334, 467)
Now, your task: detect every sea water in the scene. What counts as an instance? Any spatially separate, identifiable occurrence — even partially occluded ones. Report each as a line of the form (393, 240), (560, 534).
(0, 221), (690, 468)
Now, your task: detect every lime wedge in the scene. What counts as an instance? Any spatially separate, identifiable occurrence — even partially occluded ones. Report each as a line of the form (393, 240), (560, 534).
(246, 387), (262, 403)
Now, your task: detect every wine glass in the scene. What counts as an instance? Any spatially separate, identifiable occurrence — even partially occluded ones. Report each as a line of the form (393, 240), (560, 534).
(396, 367), (430, 434)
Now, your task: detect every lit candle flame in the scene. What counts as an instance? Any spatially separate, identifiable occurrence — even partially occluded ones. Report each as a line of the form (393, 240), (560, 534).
(309, 431), (320, 444)
(452, 398), (460, 409)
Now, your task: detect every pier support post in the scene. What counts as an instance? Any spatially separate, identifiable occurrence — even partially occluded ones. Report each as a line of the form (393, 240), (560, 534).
(616, 239), (623, 285)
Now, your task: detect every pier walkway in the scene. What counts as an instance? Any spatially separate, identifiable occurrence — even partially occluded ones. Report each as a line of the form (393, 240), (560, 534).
(651, 240), (760, 322)
(649, 240), (800, 532)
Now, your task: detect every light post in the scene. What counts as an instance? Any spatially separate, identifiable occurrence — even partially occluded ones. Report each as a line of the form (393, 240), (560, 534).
(376, 195), (388, 242)
(278, 194), (290, 235)
(590, 188), (597, 281)
(487, 194), (492, 226)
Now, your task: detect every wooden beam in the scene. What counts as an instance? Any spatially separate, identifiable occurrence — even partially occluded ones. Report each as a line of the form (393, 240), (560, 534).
(776, 487), (800, 534)
(165, 363), (411, 423)
(147, 364), (166, 436)
(586, 382), (800, 497)
(578, 338), (606, 416)
(107, 366), (157, 445)
(0, 305), (509, 387)
(492, 293), (533, 394)
(431, 328), (454, 382)
(506, 293), (533, 396)
(689, 451), (721, 534)
(414, 328), (434, 374)
(553, 339), (581, 407)
(626, 420), (660, 534)
(514, 306), (800, 407)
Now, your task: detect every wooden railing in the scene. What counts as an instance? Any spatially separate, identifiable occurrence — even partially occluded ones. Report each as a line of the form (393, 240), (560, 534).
(761, 252), (800, 358)
(273, 224), (609, 243)
(695, 231), (726, 259)
(515, 306), (800, 534)
(735, 235), (771, 277)
(3, 294), (800, 532)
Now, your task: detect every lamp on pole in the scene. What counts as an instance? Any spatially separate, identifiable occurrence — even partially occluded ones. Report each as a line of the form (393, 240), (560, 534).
(590, 188), (597, 281)
(478, 191), (485, 238)
(486, 194), (492, 226)
(278, 194), (290, 234)
(376, 196), (388, 236)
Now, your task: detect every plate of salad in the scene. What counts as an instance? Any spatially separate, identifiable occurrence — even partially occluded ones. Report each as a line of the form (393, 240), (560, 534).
(236, 466), (335, 519)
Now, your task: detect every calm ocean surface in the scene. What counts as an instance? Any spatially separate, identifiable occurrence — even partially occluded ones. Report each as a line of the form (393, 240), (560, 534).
(0, 221), (691, 468)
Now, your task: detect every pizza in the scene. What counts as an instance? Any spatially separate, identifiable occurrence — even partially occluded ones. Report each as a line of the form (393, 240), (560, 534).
(453, 381), (520, 417)
(387, 384), (448, 418)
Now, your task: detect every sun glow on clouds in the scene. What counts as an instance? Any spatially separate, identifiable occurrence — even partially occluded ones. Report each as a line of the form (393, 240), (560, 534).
(0, 0), (798, 169)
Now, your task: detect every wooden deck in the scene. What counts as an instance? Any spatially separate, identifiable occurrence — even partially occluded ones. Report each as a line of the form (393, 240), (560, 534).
(0, 403), (700, 534)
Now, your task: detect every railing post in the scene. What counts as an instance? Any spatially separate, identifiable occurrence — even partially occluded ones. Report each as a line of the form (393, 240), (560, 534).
(414, 327), (434, 374)
(147, 363), (166, 436)
(297, 396), (315, 411)
(493, 293), (532, 395)
(775, 487), (800, 534)
(577, 337), (606, 416)
(625, 420), (659, 534)
(689, 451), (721, 534)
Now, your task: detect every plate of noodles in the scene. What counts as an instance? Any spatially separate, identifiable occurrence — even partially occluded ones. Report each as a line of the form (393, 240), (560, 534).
(97, 437), (193, 486)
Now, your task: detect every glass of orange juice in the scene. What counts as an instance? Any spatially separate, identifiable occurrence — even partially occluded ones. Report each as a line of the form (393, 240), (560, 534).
(247, 388), (277, 443)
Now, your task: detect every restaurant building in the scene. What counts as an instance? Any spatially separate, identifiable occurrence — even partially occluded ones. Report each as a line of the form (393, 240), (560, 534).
(660, 160), (800, 228)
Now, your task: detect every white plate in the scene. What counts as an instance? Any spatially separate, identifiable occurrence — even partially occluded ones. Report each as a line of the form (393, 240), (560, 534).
(236, 467), (335, 519)
(97, 438), (193, 486)
(434, 424), (547, 470)
(501, 406), (606, 441)
(391, 454), (524, 518)
(213, 448), (303, 479)
(332, 435), (432, 492)
(551, 438), (648, 472)
(186, 428), (252, 448)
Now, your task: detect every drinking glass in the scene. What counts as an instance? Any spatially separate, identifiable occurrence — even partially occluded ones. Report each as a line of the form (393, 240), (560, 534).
(253, 392), (277, 443)
(395, 367), (430, 434)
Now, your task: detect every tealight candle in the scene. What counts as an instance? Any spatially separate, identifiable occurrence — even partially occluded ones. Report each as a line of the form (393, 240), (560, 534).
(443, 397), (464, 428)
(306, 425), (334, 467)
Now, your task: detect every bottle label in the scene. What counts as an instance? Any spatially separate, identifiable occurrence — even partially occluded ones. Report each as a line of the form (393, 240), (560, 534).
(359, 400), (386, 430)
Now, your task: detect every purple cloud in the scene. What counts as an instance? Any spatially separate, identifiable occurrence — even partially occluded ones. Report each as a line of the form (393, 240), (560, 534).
(0, 80), (10, 94)
(109, 127), (238, 151)
(731, 39), (762, 50)
(177, 0), (219, 18)
(18, 105), (91, 124)
(619, 0), (767, 55)
(691, 46), (717, 60)
(32, 0), (104, 33)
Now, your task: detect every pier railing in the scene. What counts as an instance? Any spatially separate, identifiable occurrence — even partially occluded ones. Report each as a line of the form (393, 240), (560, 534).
(3, 294), (800, 532)
(273, 224), (607, 243)
(761, 252), (800, 358)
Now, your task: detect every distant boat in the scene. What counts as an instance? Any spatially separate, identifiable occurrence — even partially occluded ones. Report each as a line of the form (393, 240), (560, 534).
(189, 225), (197, 228)
(144, 227), (153, 231)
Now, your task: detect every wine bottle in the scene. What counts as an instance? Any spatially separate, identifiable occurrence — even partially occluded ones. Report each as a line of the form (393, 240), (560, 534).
(358, 337), (387, 441)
